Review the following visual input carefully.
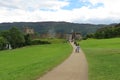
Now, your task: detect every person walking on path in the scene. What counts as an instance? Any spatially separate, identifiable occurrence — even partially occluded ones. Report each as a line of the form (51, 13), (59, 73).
(75, 44), (80, 53)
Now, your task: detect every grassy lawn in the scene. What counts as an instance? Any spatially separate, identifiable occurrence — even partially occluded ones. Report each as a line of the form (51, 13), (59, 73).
(0, 42), (72, 80)
(80, 38), (120, 80)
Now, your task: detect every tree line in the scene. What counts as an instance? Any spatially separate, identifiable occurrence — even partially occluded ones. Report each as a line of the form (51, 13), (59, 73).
(85, 23), (120, 39)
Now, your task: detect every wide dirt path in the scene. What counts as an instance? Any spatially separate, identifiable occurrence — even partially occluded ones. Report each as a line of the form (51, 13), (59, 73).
(37, 42), (88, 80)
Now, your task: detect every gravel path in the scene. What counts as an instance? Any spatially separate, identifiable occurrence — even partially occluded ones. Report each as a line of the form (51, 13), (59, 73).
(37, 42), (88, 80)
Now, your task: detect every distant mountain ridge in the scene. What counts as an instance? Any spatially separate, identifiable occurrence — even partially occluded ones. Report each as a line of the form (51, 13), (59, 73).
(0, 22), (108, 36)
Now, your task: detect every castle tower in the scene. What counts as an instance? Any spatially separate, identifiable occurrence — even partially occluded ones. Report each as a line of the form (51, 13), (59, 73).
(23, 27), (34, 34)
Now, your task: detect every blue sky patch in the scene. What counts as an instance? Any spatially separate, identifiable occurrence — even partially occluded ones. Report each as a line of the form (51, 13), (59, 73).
(89, 3), (104, 9)
(62, 0), (104, 10)
(62, 0), (88, 10)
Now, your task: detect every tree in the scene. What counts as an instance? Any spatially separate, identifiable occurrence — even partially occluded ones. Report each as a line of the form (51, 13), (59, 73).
(9, 27), (25, 48)
(94, 24), (120, 39)
(24, 34), (31, 45)
(0, 30), (10, 41)
(0, 27), (25, 49)
(0, 37), (8, 50)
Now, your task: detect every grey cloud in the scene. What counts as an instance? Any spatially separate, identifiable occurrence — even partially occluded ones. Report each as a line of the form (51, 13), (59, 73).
(0, 0), (69, 10)
(0, 2), (18, 9)
(74, 18), (120, 24)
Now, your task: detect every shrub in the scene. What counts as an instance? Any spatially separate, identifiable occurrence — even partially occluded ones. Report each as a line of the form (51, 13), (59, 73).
(31, 39), (51, 45)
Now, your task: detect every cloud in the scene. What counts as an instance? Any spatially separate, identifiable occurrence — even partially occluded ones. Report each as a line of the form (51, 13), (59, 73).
(0, 0), (120, 24)
(0, 0), (69, 10)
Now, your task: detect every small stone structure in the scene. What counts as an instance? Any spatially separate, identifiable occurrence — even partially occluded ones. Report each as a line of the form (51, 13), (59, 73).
(74, 32), (82, 40)
(66, 32), (82, 41)
(23, 27), (37, 39)
(23, 27), (34, 35)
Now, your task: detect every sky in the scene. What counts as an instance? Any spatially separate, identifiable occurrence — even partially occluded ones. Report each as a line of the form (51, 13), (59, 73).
(0, 0), (120, 24)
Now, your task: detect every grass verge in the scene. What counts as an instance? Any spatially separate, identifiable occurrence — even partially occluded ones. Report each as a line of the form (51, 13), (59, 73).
(0, 42), (72, 80)
(80, 38), (120, 80)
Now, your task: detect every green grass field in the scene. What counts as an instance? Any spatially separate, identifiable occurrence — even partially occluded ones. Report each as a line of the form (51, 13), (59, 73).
(80, 38), (120, 80)
(0, 42), (72, 80)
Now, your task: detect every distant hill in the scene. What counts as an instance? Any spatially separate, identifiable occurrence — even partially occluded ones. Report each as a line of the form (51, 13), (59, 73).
(0, 22), (108, 36)
(94, 23), (120, 39)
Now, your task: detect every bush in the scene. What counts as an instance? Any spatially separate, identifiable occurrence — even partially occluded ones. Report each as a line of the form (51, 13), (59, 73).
(31, 39), (51, 45)
(39, 38), (67, 44)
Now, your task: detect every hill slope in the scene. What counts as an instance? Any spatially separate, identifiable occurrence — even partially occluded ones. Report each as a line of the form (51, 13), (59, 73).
(0, 22), (106, 36)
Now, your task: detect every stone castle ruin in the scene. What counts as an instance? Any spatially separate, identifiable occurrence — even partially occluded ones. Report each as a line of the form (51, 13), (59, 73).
(22, 27), (82, 40)
(23, 27), (34, 35)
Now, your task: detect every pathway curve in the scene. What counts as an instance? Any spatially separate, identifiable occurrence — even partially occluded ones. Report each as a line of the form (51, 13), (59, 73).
(37, 42), (88, 80)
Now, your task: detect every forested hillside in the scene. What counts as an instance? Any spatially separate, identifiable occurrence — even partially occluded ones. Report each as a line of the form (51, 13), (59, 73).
(0, 22), (106, 36)
(94, 23), (120, 39)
